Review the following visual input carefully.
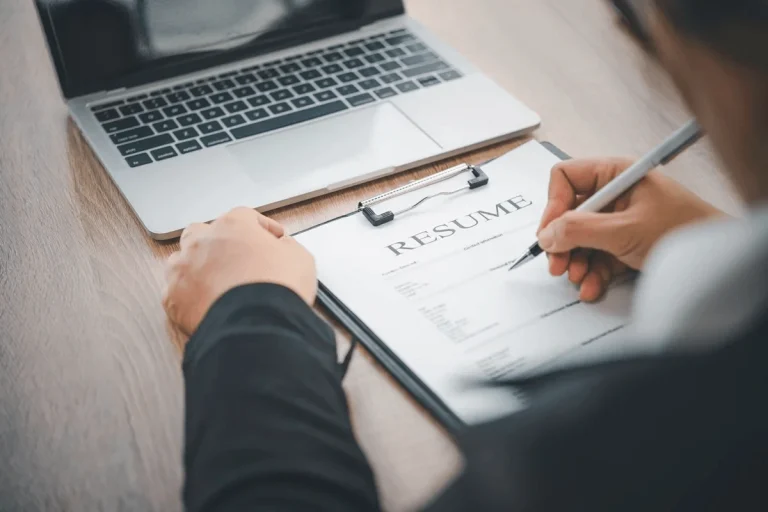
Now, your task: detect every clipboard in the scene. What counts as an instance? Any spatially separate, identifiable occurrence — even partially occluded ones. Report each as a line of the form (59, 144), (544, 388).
(307, 142), (572, 434)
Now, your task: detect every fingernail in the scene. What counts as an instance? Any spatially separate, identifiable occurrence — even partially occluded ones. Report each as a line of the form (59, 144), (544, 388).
(538, 224), (555, 250)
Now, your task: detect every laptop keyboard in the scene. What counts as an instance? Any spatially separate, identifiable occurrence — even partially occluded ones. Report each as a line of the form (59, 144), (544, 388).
(89, 29), (463, 168)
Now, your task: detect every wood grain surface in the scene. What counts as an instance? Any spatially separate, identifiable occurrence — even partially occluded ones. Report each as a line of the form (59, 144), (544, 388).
(0, 0), (743, 511)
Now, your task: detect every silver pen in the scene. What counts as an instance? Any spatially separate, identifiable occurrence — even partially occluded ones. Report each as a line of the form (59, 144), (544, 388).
(509, 119), (704, 271)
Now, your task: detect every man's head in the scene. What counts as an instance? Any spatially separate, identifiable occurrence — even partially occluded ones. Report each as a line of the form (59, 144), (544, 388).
(647, 0), (768, 202)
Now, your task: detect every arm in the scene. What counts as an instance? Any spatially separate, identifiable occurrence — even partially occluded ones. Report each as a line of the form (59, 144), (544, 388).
(183, 283), (380, 512)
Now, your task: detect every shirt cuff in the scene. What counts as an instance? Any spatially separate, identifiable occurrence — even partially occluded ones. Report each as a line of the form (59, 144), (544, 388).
(183, 283), (336, 373)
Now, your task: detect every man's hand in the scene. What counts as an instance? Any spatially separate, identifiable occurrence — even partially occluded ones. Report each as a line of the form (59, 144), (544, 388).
(163, 207), (317, 335)
(537, 158), (722, 302)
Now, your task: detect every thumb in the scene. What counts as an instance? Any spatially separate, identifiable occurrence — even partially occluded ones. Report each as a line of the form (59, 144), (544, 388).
(537, 211), (632, 255)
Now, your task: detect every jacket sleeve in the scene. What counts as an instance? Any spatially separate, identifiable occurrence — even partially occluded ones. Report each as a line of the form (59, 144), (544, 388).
(182, 283), (380, 512)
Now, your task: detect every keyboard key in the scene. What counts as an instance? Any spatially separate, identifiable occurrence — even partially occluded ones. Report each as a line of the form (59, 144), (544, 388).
(120, 103), (144, 116)
(210, 92), (234, 104)
(92, 100), (124, 112)
(138, 110), (164, 124)
(359, 67), (380, 78)
(163, 104), (187, 117)
(247, 95), (271, 107)
(117, 134), (174, 156)
(365, 53), (386, 64)
(143, 97), (167, 110)
(343, 58), (364, 69)
(95, 108), (119, 122)
(176, 140), (202, 154)
(418, 75), (441, 87)
(232, 100), (348, 140)
(407, 42), (428, 53)
(323, 52), (344, 62)
(219, 71), (238, 78)
(256, 81), (278, 93)
(222, 114), (246, 127)
(190, 85), (214, 97)
(103, 117), (139, 133)
(201, 132), (233, 147)
(201, 106), (225, 120)
(245, 108), (269, 121)
(110, 126), (153, 145)
(258, 68), (279, 80)
(337, 85), (360, 96)
(396, 80), (419, 93)
(347, 93), (376, 107)
(128, 94), (150, 101)
(321, 63), (344, 75)
(152, 88), (172, 96)
(166, 91), (190, 103)
(402, 53), (437, 67)
(315, 77), (338, 89)
(153, 119), (179, 132)
(402, 60), (449, 78)
(125, 153), (152, 167)
(439, 70), (463, 81)
(271, 89), (294, 101)
(187, 98), (211, 110)
(212, 79), (236, 91)
(338, 72), (358, 83)
(380, 72), (402, 84)
(344, 47), (365, 57)
(150, 146), (178, 161)
(235, 73), (257, 85)
(293, 83), (316, 95)
(385, 33), (416, 46)
(232, 86), (256, 98)
(375, 87), (397, 99)
(301, 57), (323, 68)
(224, 100), (248, 114)
(365, 41), (386, 51)
(299, 69), (322, 81)
(314, 90), (338, 102)
(173, 127), (199, 140)
(269, 102), (292, 115)
(197, 121), (223, 134)
(358, 79), (381, 90)
(278, 75), (300, 87)
(386, 48), (407, 58)
(291, 96), (315, 109)
(177, 113), (202, 126)
(280, 62), (301, 74)
(381, 61), (402, 71)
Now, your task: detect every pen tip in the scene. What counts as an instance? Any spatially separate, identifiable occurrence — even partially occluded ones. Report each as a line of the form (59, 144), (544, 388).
(508, 252), (532, 271)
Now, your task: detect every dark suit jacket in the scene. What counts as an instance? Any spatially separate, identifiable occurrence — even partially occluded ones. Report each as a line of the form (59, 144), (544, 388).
(182, 283), (768, 511)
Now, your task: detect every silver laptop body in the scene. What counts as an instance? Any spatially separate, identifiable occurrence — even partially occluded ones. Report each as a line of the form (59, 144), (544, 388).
(37, 0), (540, 239)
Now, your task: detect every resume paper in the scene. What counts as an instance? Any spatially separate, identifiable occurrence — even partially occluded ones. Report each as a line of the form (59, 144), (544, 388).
(296, 142), (634, 424)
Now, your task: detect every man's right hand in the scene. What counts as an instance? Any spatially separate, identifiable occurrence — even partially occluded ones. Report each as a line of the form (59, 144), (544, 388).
(537, 158), (722, 302)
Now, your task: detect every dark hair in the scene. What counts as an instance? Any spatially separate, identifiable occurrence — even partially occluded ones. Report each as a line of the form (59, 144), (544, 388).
(655, 0), (768, 70)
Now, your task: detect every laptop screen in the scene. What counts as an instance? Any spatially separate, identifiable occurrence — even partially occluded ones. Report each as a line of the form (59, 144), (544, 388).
(36, 0), (404, 99)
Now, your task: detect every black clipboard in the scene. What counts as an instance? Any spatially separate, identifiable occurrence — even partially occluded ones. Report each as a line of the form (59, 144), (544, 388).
(309, 142), (571, 435)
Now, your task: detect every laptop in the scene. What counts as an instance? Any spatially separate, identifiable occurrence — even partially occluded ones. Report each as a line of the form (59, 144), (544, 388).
(35, 0), (540, 239)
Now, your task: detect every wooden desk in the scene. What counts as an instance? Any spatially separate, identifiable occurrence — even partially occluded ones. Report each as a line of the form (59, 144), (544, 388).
(0, 0), (742, 510)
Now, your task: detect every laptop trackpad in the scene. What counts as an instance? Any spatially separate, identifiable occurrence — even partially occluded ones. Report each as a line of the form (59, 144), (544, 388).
(228, 102), (441, 203)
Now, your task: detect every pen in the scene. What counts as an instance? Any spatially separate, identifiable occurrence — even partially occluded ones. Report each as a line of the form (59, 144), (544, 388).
(509, 118), (704, 271)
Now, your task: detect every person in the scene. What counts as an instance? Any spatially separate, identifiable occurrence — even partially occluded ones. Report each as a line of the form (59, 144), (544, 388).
(162, 0), (768, 510)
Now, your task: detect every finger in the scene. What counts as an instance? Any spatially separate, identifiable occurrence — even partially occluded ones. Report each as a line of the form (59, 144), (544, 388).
(548, 252), (570, 276)
(580, 271), (605, 302)
(567, 249), (590, 285)
(164, 251), (182, 277)
(220, 207), (285, 238)
(180, 222), (209, 249)
(580, 253), (613, 302)
(259, 215), (285, 238)
(538, 210), (632, 256)
(539, 158), (633, 231)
